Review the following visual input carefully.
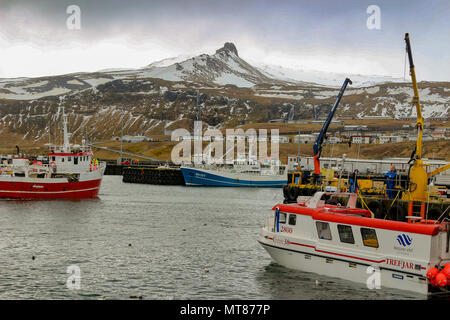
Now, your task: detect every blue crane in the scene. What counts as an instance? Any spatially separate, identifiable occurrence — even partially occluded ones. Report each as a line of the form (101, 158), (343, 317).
(312, 78), (352, 178)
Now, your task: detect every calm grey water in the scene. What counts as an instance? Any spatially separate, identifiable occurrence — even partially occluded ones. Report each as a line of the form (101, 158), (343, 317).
(0, 176), (421, 300)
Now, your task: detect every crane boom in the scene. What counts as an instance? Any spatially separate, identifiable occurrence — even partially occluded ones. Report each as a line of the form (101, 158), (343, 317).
(428, 163), (450, 178)
(404, 33), (428, 201)
(313, 77), (352, 175)
(405, 33), (424, 160)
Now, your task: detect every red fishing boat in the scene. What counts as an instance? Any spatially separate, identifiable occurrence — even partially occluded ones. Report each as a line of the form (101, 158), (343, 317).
(0, 107), (105, 199)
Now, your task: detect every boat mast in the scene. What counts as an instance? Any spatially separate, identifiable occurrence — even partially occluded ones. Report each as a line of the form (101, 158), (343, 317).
(58, 97), (71, 152)
(297, 127), (301, 169)
(196, 90), (201, 122)
(120, 124), (123, 161)
(62, 106), (70, 152)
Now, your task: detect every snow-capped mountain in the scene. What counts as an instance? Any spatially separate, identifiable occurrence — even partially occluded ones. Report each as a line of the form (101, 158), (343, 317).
(253, 63), (406, 88)
(146, 55), (196, 68)
(137, 43), (285, 87)
(0, 43), (287, 101)
(0, 41), (429, 100)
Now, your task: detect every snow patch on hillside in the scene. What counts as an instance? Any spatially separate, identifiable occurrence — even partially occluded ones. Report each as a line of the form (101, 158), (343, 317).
(0, 87), (71, 100)
(22, 81), (49, 88)
(83, 78), (113, 87)
(254, 93), (304, 99)
(67, 79), (84, 85)
(140, 65), (183, 82)
(214, 73), (254, 87)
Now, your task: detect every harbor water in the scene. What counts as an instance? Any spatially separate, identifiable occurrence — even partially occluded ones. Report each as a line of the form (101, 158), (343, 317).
(0, 176), (421, 300)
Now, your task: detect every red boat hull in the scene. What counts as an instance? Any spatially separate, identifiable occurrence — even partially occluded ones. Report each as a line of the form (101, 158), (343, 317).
(0, 178), (102, 200)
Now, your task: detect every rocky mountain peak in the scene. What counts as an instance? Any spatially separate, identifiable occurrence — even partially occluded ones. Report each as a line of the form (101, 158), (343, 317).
(215, 42), (238, 57)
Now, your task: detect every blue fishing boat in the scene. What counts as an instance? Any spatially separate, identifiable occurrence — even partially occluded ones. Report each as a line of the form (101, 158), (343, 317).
(180, 158), (287, 187)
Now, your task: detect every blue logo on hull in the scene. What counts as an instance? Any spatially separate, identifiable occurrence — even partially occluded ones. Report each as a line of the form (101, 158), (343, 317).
(396, 234), (412, 247)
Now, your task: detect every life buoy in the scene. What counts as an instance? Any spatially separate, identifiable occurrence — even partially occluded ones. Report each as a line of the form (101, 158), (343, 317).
(50, 161), (56, 167)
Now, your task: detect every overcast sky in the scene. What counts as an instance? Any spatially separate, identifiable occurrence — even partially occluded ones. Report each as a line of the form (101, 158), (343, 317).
(0, 0), (449, 80)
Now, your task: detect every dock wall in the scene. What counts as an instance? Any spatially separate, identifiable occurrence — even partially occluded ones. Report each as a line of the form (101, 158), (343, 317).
(122, 167), (185, 185)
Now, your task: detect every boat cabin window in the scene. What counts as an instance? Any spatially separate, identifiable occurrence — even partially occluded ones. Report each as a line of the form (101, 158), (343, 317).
(288, 214), (296, 226)
(360, 228), (379, 248)
(68, 157), (72, 162)
(74, 157), (78, 165)
(52, 156), (55, 161)
(316, 222), (332, 240)
(61, 157), (65, 163)
(337, 225), (355, 244)
(278, 212), (287, 224)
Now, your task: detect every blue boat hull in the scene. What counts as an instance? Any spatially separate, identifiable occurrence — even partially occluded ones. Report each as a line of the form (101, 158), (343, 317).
(181, 167), (287, 187)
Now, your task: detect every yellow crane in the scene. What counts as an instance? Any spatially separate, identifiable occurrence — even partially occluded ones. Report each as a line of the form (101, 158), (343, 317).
(403, 33), (429, 202)
(428, 163), (450, 178)
(404, 33), (449, 203)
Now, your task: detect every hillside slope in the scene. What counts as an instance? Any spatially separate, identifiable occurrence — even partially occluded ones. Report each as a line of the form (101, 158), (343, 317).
(0, 43), (448, 145)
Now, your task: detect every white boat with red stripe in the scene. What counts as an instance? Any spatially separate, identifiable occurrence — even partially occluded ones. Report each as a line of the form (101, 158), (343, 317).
(258, 192), (450, 296)
(0, 106), (105, 200)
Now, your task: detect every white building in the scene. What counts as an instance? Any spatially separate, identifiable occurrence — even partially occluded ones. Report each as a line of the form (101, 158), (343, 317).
(407, 134), (434, 142)
(431, 131), (446, 140)
(120, 135), (153, 143)
(271, 136), (290, 143)
(212, 136), (224, 141)
(258, 136), (268, 143)
(344, 125), (368, 131)
(293, 134), (316, 144)
(351, 136), (375, 144)
(379, 136), (404, 144)
(181, 135), (194, 141)
(326, 136), (342, 144)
